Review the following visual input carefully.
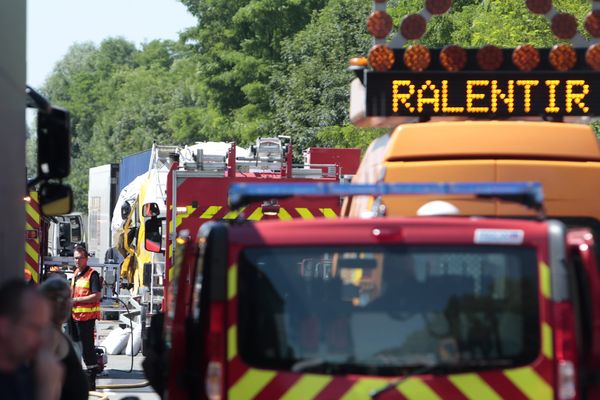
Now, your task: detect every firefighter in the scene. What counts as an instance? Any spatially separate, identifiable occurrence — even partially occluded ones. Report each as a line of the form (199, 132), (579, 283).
(69, 245), (101, 390)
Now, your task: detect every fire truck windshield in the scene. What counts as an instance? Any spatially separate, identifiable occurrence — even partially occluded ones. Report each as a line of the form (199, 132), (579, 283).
(237, 245), (539, 375)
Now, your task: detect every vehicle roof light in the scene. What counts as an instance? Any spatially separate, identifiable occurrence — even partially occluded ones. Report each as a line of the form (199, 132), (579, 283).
(349, 57), (368, 67)
(512, 44), (540, 71)
(551, 13), (578, 39)
(367, 11), (394, 39)
(585, 10), (600, 37)
(526, 0), (552, 15)
(400, 14), (427, 40)
(439, 45), (467, 72)
(425, 0), (452, 15)
(476, 45), (504, 70)
(404, 45), (431, 72)
(586, 43), (600, 70)
(549, 44), (577, 71)
(228, 182), (545, 212)
(369, 44), (395, 71)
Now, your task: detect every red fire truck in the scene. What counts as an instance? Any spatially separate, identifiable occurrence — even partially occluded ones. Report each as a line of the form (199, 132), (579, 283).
(142, 181), (600, 399)
(127, 139), (360, 315)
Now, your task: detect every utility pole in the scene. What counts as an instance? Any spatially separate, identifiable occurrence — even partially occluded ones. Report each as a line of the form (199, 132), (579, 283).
(0, 0), (26, 282)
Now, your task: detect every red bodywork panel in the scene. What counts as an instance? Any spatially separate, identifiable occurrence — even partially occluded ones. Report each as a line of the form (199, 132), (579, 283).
(305, 147), (361, 175)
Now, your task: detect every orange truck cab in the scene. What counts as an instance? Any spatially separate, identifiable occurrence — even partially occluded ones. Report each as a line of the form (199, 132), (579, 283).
(143, 182), (600, 399)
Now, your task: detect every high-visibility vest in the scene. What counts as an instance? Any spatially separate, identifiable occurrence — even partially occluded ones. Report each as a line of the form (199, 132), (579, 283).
(71, 267), (101, 321)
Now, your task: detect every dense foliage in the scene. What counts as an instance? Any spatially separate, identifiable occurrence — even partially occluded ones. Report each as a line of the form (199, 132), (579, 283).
(36, 0), (594, 211)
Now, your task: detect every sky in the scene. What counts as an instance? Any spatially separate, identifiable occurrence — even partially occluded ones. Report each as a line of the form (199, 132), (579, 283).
(26, 0), (197, 89)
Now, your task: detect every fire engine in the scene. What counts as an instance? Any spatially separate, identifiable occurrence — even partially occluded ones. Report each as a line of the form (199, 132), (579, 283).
(116, 137), (360, 316)
(141, 181), (600, 400)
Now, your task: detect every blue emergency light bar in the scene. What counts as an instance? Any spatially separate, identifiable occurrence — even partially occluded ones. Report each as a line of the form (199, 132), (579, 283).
(228, 181), (544, 211)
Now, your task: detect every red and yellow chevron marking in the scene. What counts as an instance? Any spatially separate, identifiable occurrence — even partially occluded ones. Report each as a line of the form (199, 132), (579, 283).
(224, 259), (556, 400)
(24, 191), (40, 283)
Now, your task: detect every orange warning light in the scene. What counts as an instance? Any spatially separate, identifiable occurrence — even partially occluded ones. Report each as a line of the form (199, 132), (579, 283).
(425, 0), (452, 15)
(551, 13), (578, 39)
(367, 11), (394, 39)
(512, 45), (540, 71)
(349, 57), (368, 68)
(403, 45), (431, 72)
(586, 43), (600, 70)
(585, 11), (600, 38)
(477, 45), (504, 71)
(526, 0), (552, 15)
(400, 14), (427, 40)
(549, 44), (577, 71)
(369, 44), (395, 71)
(439, 45), (467, 72)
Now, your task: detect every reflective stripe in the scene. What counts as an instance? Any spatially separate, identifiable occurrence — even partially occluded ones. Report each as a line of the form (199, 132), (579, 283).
(398, 378), (442, 400)
(200, 206), (222, 219)
(542, 322), (553, 359)
(281, 375), (332, 400)
(228, 325), (237, 361)
(228, 264), (237, 300)
(278, 208), (293, 220)
(25, 242), (38, 264)
(449, 373), (502, 400)
(175, 205), (196, 227)
(341, 379), (387, 400)
(223, 208), (245, 220)
(246, 207), (264, 221)
(74, 280), (91, 288)
(72, 306), (101, 313)
(540, 262), (551, 300)
(504, 367), (553, 400)
(295, 208), (314, 219)
(228, 369), (276, 400)
(319, 208), (338, 218)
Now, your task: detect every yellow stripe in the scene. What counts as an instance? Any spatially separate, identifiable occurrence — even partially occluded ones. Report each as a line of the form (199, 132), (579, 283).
(175, 206), (196, 227)
(25, 242), (38, 263)
(247, 207), (264, 221)
(168, 265), (175, 282)
(74, 280), (91, 288)
(319, 208), (338, 218)
(223, 208), (245, 220)
(295, 208), (315, 219)
(72, 306), (100, 313)
(228, 325), (237, 361)
(228, 264), (237, 300)
(397, 378), (442, 400)
(341, 379), (389, 400)
(449, 373), (501, 400)
(540, 261), (551, 300)
(200, 206), (222, 219)
(504, 367), (553, 400)
(281, 375), (332, 400)
(228, 369), (276, 400)
(278, 208), (293, 220)
(542, 322), (553, 359)
(25, 202), (40, 224)
(24, 264), (39, 283)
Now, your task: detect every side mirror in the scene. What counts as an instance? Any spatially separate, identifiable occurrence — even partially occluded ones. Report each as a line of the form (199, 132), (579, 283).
(142, 202), (160, 218)
(37, 107), (71, 179)
(144, 217), (162, 253)
(38, 182), (73, 216)
(121, 202), (132, 220)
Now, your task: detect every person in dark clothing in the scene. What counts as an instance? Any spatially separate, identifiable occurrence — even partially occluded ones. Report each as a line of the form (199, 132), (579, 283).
(0, 279), (63, 400)
(40, 276), (89, 400)
(69, 245), (102, 389)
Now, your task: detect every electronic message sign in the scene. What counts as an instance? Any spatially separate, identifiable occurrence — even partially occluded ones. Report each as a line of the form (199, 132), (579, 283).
(365, 71), (599, 117)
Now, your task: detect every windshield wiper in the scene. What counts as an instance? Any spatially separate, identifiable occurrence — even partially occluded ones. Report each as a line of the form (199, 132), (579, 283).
(370, 364), (449, 399)
(291, 358), (343, 373)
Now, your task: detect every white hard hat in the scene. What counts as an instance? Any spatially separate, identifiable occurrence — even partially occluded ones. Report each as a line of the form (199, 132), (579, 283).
(417, 200), (460, 216)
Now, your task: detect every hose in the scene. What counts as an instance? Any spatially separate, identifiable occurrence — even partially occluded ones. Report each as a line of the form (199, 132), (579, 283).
(88, 391), (110, 399)
(96, 380), (150, 389)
